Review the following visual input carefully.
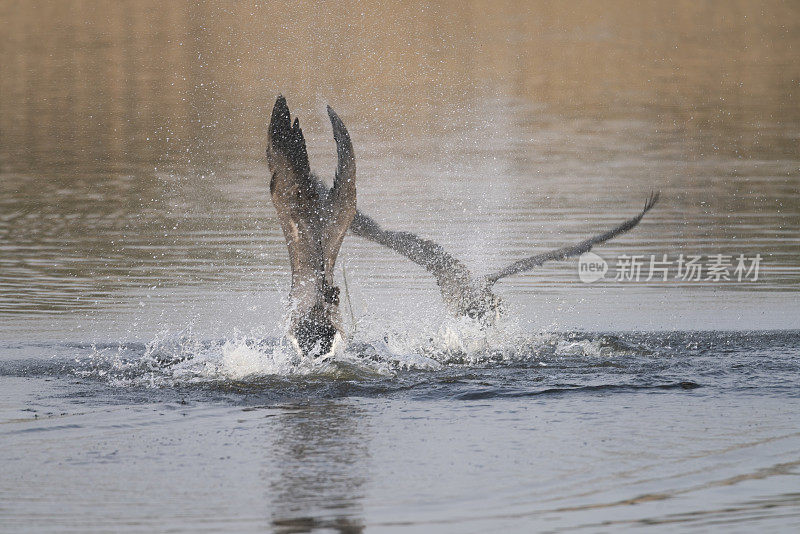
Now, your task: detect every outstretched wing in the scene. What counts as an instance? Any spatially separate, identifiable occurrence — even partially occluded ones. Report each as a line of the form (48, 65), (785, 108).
(484, 192), (660, 285)
(349, 210), (475, 291)
(322, 106), (357, 277)
(267, 96), (324, 289)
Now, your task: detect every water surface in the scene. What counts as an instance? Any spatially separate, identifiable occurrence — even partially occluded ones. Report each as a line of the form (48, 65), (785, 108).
(1, 1), (799, 532)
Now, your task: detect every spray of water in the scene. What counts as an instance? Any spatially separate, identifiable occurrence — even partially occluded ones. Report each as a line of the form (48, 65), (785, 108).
(73, 304), (650, 388)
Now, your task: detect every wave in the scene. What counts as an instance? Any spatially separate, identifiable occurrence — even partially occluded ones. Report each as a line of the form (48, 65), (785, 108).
(5, 323), (792, 391)
(454, 381), (702, 400)
(2, 316), (663, 389)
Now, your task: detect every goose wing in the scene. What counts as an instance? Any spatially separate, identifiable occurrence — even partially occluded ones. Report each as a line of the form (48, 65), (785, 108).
(267, 96), (324, 289)
(484, 192), (660, 285)
(349, 210), (475, 292)
(322, 106), (357, 277)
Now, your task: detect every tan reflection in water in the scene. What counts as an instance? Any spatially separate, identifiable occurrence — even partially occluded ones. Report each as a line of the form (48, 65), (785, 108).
(265, 401), (367, 533)
(0, 1), (798, 319)
(1, 0), (798, 173)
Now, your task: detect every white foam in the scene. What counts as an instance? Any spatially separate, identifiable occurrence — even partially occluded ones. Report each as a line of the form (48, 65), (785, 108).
(75, 317), (642, 388)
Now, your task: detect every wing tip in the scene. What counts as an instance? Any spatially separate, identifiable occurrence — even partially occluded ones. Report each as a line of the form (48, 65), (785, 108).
(327, 105), (350, 144)
(327, 104), (355, 175)
(269, 95), (289, 132)
(267, 95), (310, 176)
(644, 190), (661, 213)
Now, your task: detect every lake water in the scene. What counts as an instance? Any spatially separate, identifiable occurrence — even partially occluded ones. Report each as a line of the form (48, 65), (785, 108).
(1, 1), (799, 532)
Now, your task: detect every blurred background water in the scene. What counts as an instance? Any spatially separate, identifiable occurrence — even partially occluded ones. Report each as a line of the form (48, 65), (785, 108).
(1, 0), (798, 338)
(1, 1), (799, 532)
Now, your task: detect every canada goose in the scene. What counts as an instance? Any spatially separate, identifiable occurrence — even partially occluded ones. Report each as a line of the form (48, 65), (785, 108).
(266, 96), (356, 358)
(267, 94), (659, 343)
(349, 193), (659, 324)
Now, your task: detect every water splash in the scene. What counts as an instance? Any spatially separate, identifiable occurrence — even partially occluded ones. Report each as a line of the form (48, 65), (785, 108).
(72, 317), (656, 388)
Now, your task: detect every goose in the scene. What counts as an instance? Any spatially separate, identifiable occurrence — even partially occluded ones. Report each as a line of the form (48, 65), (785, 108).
(266, 96), (356, 358)
(349, 194), (659, 324)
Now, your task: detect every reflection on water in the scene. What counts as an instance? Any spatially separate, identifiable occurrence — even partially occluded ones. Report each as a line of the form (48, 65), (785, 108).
(1, 330), (799, 531)
(266, 402), (367, 533)
(1, 1), (798, 333)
